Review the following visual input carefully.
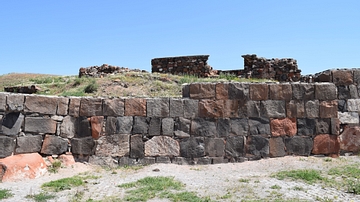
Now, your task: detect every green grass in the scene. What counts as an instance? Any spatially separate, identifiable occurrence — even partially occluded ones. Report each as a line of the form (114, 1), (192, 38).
(0, 189), (13, 200)
(239, 178), (250, 183)
(270, 184), (282, 189)
(272, 169), (324, 184)
(118, 176), (211, 202)
(328, 164), (360, 194)
(48, 160), (62, 173)
(26, 192), (56, 202)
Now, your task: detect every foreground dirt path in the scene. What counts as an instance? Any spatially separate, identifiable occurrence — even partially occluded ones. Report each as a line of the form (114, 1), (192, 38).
(2, 156), (360, 202)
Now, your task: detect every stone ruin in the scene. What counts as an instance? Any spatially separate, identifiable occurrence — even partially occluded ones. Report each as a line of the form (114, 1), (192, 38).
(78, 64), (146, 78)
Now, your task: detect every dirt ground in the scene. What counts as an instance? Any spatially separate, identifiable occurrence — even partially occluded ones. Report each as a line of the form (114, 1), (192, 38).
(2, 155), (360, 202)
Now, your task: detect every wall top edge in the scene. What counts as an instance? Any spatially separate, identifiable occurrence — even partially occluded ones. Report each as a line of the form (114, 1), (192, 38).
(152, 55), (210, 60)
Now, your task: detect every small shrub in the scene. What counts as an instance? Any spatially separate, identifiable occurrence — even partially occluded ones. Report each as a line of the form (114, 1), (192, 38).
(84, 81), (98, 93)
(0, 189), (13, 200)
(48, 160), (62, 173)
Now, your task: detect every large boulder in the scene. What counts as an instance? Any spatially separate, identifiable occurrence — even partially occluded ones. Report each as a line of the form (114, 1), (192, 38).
(145, 136), (180, 157)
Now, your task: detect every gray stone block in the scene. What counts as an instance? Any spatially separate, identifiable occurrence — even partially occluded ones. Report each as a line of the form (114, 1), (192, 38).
(211, 157), (227, 164)
(216, 118), (230, 137)
(116, 116), (133, 134)
(174, 131), (190, 138)
(338, 100), (347, 113)
(105, 117), (117, 135)
(15, 135), (43, 154)
(41, 135), (68, 155)
(246, 135), (269, 158)
(349, 85), (359, 99)
(338, 112), (359, 124)
(79, 97), (103, 116)
(285, 136), (313, 156)
(180, 137), (205, 158)
(315, 83), (337, 100)
(103, 98), (124, 116)
(230, 118), (249, 136)
(338, 85), (351, 100)
(182, 84), (190, 98)
(25, 117), (57, 134)
(354, 69), (360, 85)
(247, 100), (261, 118)
(24, 95), (58, 114)
(162, 118), (174, 136)
(130, 134), (144, 159)
(149, 117), (161, 136)
(297, 118), (316, 136)
(183, 99), (198, 118)
(228, 83), (249, 100)
(132, 116), (149, 134)
(292, 83), (315, 100)
(260, 100), (286, 118)
(69, 97), (81, 117)
(347, 99), (360, 113)
(71, 136), (96, 155)
(225, 136), (245, 158)
(269, 137), (285, 158)
(0, 93), (7, 111)
(156, 156), (171, 164)
(147, 98), (169, 117)
(191, 118), (217, 137)
(205, 138), (225, 157)
(60, 116), (76, 138)
(173, 157), (190, 165)
(249, 117), (270, 135)
(195, 157), (211, 165)
(305, 100), (319, 118)
(75, 116), (91, 138)
(316, 118), (331, 134)
(57, 97), (69, 115)
(0, 136), (16, 158)
(174, 117), (191, 134)
(286, 100), (305, 118)
(1, 112), (24, 136)
(170, 99), (184, 117)
(7, 94), (24, 111)
(139, 157), (156, 165)
(88, 156), (118, 168)
(95, 134), (129, 157)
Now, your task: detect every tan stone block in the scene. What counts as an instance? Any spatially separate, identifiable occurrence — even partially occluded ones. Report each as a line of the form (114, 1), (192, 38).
(125, 98), (146, 116)
(249, 83), (268, 100)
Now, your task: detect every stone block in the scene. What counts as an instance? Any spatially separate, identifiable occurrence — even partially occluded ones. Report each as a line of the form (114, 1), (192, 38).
(68, 97), (81, 117)
(286, 100), (305, 118)
(269, 84), (292, 100)
(156, 156), (171, 164)
(228, 83), (249, 100)
(312, 134), (340, 155)
(60, 116), (76, 138)
(205, 138), (225, 157)
(183, 99), (198, 118)
(57, 97), (69, 115)
(198, 100), (223, 118)
(103, 98), (124, 116)
(338, 85), (351, 100)
(332, 69), (353, 85)
(216, 118), (230, 137)
(15, 135), (43, 154)
(224, 100), (240, 118)
(285, 136), (313, 156)
(105, 117), (117, 135)
(249, 117), (270, 135)
(173, 157), (191, 165)
(297, 118), (316, 136)
(246, 135), (269, 158)
(182, 84), (190, 98)
(331, 118), (340, 135)
(316, 118), (331, 134)
(180, 137), (205, 158)
(0, 136), (16, 158)
(211, 157), (227, 164)
(189, 83), (215, 99)
(174, 131), (190, 138)
(162, 118), (174, 136)
(315, 83), (337, 100)
(41, 135), (68, 155)
(225, 136), (245, 158)
(170, 99), (184, 117)
(132, 116), (149, 134)
(88, 156), (117, 167)
(0, 93), (6, 111)
(354, 69), (360, 85)
(319, 100), (338, 118)
(80, 98), (102, 116)
(149, 117), (161, 136)
(1, 112), (24, 136)
(174, 117), (191, 134)
(116, 116), (133, 134)
(124, 98), (146, 116)
(339, 126), (360, 152)
(338, 100), (347, 113)
(139, 157), (156, 165)
(261, 100), (286, 118)
(249, 83), (268, 100)
(349, 85), (359, 99)
(247, 100), (261, 117)
(195, 157), (211, 165)
(292, 83), (315, 100)
(305, 100), (319, 118)
(191, 118), (217, 137)
(130, 134), (144, 158)
(147, 98), (169, 117)
(230, 118), (249, 136)
(24, 96), (57, 114)
(145, 136), (180, 156)
(7, 94), (24, 111)
(75, 117), (91, 138)
(347, 99), (360, 113)
(216, 82), (229, 100)
(338, 112), (359, 124)
(238, 99), (248, 118)
(95, 134), (129, 157)
(25, 117), (57, 134)
(71, 136), (96, 156)
(315, 70), (332, 82)
(90, 116), (104, 139)
(269, 137), (286, 157)
(270, 118), (297, 137)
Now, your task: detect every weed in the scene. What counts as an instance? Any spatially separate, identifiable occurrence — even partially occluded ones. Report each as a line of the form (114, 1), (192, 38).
(292, 186), (305, 191)
(239, 178), (250, 183)
(270, 184), (281, 189)
(84, 79), (98, 93)
(41, 176), (85, 192)
(48, 160), (62, 173)
(26, 192), (56, 202)
(0, 189), (13, 200)
(160, 191), (212, 202)
(323, 157), (332, 162)
(272, 169), (324, 184)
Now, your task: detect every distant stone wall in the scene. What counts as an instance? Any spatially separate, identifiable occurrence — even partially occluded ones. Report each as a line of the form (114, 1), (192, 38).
(79, 64), (145, 78)
(3, 79), (360, 168)
(151, 55), (217, 77)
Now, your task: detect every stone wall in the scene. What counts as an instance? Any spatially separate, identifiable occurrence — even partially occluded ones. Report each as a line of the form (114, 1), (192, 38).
(1, 79), (360, 166)
(79, 64), (145, 78)
(151, 55), (217, 77)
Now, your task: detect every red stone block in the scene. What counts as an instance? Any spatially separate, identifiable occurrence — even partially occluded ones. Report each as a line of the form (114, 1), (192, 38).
(215, 83), (229, 100)
(312, 134), (340, 155)
(270, 118), (297, 137)
(249, 83), (268, 100)
(339, 126), (360, 152)
(189, 83), (215, 99)
(124, 98), (146, 116)
(332, 69), (353, 85)
(198, 100), (224, 118)
(90, 116), (104, 140)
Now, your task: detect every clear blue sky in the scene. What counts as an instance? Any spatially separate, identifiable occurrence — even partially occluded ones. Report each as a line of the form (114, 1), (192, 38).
(1, 1), (359, 76)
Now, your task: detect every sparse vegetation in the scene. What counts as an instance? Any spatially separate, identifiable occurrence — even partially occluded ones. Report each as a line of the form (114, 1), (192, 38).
(272, 169), (324, 184)
(48, 160), (62, 173)
(0, 189), (13, 200)
(328, 163), (360, 194)
(26, 192), (56, 202)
